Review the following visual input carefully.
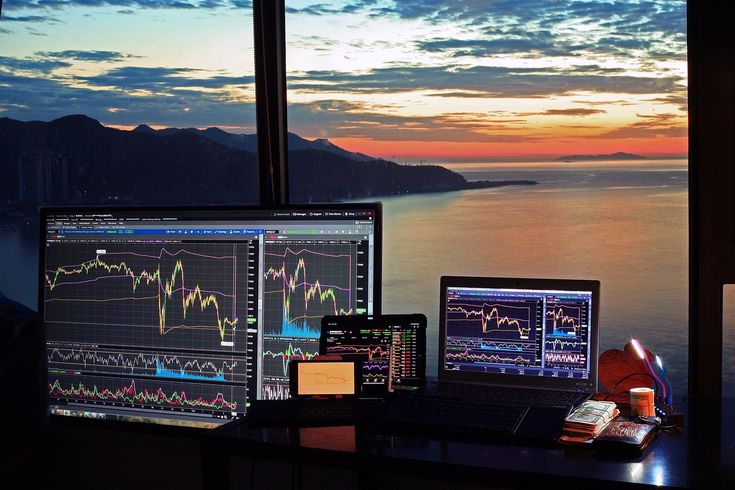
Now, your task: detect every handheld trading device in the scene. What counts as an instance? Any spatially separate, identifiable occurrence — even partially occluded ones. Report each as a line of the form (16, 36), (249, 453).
(320, 314), (426, 393)
(289, 359), (360, 397)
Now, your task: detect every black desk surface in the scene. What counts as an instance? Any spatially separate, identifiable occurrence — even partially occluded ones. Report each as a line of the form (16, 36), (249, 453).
(201, 397), (730, 489)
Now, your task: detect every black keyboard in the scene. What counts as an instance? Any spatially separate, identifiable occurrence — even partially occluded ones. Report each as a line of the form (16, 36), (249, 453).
(246, 398), (384, 427)
(378, 394), (528, 439)
(436, 383), (588, 410)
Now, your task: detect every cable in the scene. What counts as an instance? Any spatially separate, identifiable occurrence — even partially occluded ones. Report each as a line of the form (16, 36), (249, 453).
(602, 371), (657, 400)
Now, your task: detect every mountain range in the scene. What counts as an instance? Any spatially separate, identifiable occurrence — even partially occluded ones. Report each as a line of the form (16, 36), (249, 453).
(0, 115), (536, 208)
(132, 124), (376, 162)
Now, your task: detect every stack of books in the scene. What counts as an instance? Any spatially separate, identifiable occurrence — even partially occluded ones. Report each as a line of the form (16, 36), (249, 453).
(559, 400), (619, 444)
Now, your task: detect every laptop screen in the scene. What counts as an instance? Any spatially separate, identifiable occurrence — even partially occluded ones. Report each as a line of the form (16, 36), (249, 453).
(439, 277), (599, 393)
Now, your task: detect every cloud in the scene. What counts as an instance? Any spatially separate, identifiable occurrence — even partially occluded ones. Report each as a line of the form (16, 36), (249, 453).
(288, 64), (683, 98)
(35, 50), (142, 63)
(357, 1), (685, 61)
(0, 70), (256, 129)
(527, 108), (607, 117)
(287, 99), (536, 143)
(75, 65), (254, 92)
(0, 55), (70, 73)
(594, 112), (687, 139)
(1, 15), (59, 22)
(415, 33), (568, 57)
(2, 0), (243, 10)
(286, 0), (378, 16)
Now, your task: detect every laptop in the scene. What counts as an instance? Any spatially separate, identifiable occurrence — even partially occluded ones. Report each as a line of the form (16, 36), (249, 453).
(436, 276), (601, 440)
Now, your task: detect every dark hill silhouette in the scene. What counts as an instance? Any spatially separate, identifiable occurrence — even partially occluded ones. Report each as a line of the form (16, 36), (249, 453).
(1, 115), (258, 205)
(0, 115), (536, 208)
(133, 123), (375, 161)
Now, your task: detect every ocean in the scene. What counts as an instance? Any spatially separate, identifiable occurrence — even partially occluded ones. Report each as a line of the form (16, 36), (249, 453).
(2, 158), (731, 396)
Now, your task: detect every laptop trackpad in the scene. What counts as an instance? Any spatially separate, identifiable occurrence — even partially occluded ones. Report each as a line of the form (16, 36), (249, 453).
(514, 406), (570, 441)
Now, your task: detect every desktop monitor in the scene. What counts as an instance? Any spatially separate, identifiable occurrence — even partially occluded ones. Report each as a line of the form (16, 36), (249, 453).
(40, 204), (381, 427)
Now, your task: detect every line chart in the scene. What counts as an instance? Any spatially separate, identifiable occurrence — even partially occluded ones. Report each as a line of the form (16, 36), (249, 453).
(46, 346), (247, 383)
(445, 348), (534, 365)
(263, 243), (358, 339)
(545, 338), (583, 350)
(545, 304), (581, 336)
(544, 352), (584, 364)
(262, 382), (290, 400)
(542, 298), (590, 370)
(446, 301), (533, 340)
(43, 243), (252, 352)
(48, 374), (244, 413)
(262, 339), (319, 377)
(324, 344), (390, 360)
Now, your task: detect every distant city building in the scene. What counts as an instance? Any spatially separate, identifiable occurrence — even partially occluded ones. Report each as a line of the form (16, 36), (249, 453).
(18, 151), (69, 205)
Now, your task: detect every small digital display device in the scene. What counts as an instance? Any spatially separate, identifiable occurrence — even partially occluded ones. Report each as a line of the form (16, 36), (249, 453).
(289, 360), (360, 397)
(320, 314), (426, 393)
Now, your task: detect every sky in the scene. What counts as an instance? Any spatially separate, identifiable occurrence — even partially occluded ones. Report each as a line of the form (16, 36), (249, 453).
(0, 0), (687, 161)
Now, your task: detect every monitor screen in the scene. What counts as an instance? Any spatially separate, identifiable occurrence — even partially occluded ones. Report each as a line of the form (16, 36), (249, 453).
(40, 204), (381, 427)
(439, 277), (599, 392)
(320, 314), (426, 392)
(292, 361), (357, 396)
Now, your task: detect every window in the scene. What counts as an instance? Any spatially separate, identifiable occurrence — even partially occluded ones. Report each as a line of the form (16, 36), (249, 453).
(285, 1), (689, 389)
(0, 0), (257, 308)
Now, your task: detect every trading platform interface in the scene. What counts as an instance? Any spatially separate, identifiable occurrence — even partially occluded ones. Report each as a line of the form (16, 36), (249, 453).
(443, 287), (593, 380)
(321, 315), (425, 391)
(42, 206), (378, 426)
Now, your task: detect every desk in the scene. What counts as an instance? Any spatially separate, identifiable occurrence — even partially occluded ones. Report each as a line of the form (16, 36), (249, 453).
(201, 407), (712, 490)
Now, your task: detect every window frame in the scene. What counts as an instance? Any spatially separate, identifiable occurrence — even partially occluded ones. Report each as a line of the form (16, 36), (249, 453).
(259, 1), (732, 456)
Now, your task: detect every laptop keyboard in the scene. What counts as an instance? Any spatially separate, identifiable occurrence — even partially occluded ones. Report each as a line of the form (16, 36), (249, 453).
(379, 393), (528, 438)
(246, 398), (385, 426)
(437, 383), (588, 410)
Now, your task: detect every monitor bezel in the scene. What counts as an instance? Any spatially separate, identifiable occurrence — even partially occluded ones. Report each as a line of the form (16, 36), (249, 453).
(438, 276), (600, 393)
(38, 202), (383, 429)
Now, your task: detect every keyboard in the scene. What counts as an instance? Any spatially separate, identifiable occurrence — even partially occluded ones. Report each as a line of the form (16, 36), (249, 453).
(378, 393), (528, 439)
(436, 383), (588, 410)
(246, 398), (384, 427)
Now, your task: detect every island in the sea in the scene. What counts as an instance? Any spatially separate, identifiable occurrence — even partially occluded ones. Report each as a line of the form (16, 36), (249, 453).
(556, 151), (646, 162)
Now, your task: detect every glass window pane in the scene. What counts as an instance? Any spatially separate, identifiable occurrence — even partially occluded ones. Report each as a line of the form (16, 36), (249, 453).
(0, 1), (257, 309)
(286, 1), (688, 390)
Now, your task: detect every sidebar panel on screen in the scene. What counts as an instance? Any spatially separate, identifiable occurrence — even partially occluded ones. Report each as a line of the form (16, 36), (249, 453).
(258, 211), (376, 400)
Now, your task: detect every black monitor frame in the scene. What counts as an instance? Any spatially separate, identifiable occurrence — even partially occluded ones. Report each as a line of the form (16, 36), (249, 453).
(439, 276), (600, 393)
(39, 203), (382, 429)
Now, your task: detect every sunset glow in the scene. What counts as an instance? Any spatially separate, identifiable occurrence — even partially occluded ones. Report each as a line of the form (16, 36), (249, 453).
(0, 0), (687, 161)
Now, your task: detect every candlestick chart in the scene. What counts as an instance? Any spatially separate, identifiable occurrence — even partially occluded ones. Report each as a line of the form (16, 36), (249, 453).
(48, 374), (244, 413)
(262, 243), (358, 339)
(43, 243), (251, 352)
